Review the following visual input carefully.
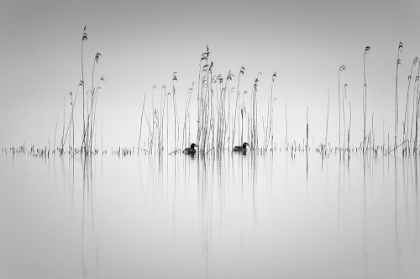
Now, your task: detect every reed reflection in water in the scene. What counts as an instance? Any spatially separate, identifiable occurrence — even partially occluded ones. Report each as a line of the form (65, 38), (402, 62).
(0, 152), (419, 279)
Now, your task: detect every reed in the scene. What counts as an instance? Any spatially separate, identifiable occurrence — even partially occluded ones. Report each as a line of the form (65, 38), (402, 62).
(172, 72), (179, 152)
(250, 73), (261, 149)
(371, 112), (375, 150)
(264, 72), (276, 151)
(409, 74), (418, 148)
(160, 86), (167, 153)
(395, 42), (403, 150)
(227, 84), (234, 150)
(81, 26), (88, 152)
(71, 26), (104, 155)
(199, 62), (209, 152)
(86, 54), (103, 153)
(363, 46), (370, 152)
(71, 90), (75, 154)
(137, 93), (147, 154)
(167, 87), (170, 153)
(61, 92), (69, 153)
(232, 66), (245, 148)
(382, 120), (386, 152)
(54, 106), (61, 152)
(403, 57), (417, 150)
(47, 41), (420, 156)
(182, 84), (194, 150)
(348, 101), (351, 151)
(196, 46), (209, 147)
(203, 62), (215, 152)
(270, 73), (277, 151)
(338, 65), (346, 152)
(60, 81), (84, 155)
(151, 85), (156, 152)
(306, 107), (309, 151)
(324, 88), (330, 151)
(224, 71), (234, 150)
(240, 99), (246, 145)
(414, 62), (420, 151)
(285, 98), (288, 150)
(342, 84), (347, 151)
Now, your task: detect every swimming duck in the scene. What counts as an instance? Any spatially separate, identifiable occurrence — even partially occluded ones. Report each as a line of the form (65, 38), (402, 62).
(233, 142), (250, 152)
(183, 143), (198, 154)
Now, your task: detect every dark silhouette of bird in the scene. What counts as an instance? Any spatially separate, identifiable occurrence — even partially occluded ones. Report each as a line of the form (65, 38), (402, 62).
(183, 143), (198, 154)
(233, 142), (250, 152)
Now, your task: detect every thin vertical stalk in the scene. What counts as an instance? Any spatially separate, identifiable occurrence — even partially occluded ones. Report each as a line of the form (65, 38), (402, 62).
(395, 42), (403, 150)
(348, 102), (351, 151)
(232, 66), (245, 147)
(325, 88), (330, 151)
(138, 93), (147, 154)
(403, 57), (417, 149)
(81, 26), (88, 153)
(363, 46), (371, 152)
(338, 65), (346, 151)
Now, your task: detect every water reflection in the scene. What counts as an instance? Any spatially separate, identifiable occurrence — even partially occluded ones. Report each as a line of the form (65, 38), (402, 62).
(1, 152), (420, 278)
(80, 156), (98, 279)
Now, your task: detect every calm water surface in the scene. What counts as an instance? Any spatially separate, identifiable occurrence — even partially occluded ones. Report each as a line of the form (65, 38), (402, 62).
(1, 152), (419, 278)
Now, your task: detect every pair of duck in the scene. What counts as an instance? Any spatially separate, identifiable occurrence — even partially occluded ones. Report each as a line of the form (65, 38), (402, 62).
(183, 142), (250, 154)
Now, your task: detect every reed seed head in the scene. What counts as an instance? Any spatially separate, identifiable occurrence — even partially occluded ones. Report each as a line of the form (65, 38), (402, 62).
(94, 53), (102, 64)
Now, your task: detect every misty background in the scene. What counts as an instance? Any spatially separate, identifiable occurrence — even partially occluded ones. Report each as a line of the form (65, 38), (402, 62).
(1, 0), (420, 150)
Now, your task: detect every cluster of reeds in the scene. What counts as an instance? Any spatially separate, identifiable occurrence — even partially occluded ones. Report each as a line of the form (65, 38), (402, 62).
(2, 143), (52, 158)
(136, 46), (283, 155)
(53, 26), (104, 157)
(80, 26), (104, 155)
(320, 42), (420, 157)
(46, 37), (420, 157)
(138, 85), (169, 154)
(368, 42), (420, 156)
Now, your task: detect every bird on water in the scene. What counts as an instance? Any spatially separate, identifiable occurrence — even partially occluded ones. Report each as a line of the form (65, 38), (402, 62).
(233, 142), (250, 152)
(183, 143), (198, 154)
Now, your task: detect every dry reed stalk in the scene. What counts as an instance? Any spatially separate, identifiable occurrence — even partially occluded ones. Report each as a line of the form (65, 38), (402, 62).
(363, 46), (370, 152)
(338, 65), (346, 151)
(409, 74), (418, 146)
(343, 84), (347, 151)
(232, 66), (245, 148)
(306, 107), (309, 151)
(395, 42), (403, 150)
(196, 46), (209, 147)
(137, 93), (147, 154)
(325, 88), (330, 151)
(172, 72), (178, 153)
(285, 98), (288, 150)
(270, 72), (277, 151)
(81, 26), (88, 153)
(403, 57), (417, 151)
(348, 102), (351, 151)
(415, 62), (420, 151)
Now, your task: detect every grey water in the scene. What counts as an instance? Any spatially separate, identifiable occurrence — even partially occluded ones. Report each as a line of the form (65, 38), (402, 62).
(1, 152), (419, 279)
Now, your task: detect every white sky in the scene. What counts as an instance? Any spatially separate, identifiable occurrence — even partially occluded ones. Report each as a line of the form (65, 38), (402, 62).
(1, 0), (420, 150)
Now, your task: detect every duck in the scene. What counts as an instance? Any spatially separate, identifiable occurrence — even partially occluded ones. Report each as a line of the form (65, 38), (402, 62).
(183, 143), (198, 154)
(233, 142), (250, 152)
